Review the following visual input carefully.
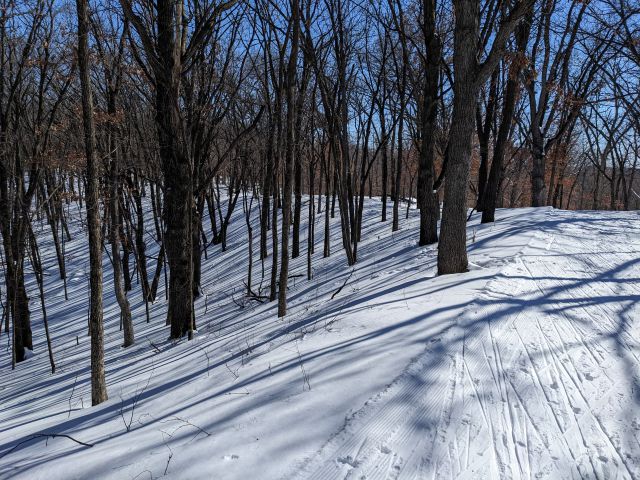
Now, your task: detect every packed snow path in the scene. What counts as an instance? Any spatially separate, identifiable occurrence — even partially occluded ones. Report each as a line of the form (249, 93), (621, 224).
(294, 210), (640, 479)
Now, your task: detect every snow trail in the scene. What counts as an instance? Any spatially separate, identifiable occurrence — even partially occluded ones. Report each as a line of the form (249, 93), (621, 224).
(291, 210), (640, 480)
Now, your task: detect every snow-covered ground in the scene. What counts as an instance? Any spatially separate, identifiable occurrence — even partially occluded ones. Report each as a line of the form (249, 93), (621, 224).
(1, 198), (639, 479)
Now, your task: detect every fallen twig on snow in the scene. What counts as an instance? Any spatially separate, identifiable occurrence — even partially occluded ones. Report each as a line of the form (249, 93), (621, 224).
(0, 433), (93, 459)
(331, 269), (354, 300)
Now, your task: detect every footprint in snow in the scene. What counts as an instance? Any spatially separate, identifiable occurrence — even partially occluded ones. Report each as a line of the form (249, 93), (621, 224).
(337, 456), (360, 468)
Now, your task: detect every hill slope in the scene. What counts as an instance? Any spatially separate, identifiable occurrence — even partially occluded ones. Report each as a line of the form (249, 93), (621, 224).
(1, 201), (639, 479)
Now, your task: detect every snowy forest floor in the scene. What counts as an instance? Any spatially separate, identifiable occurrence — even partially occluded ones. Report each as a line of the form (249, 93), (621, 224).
(1, 198), (640, 479)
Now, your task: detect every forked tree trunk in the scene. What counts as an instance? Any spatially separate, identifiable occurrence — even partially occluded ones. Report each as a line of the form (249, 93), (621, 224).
(438, 0), (532, 274)
(482, 19), (531, 223)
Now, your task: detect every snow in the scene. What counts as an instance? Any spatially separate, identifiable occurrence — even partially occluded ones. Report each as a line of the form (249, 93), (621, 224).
(1, 198), (639, 479)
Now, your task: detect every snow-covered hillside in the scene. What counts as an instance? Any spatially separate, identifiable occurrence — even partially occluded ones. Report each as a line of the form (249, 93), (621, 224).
(1, 200), (639, 479)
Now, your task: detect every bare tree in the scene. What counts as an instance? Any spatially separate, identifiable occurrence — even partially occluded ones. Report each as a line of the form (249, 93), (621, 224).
(437, 0), (534, 275)
(76, 0), (108, 405)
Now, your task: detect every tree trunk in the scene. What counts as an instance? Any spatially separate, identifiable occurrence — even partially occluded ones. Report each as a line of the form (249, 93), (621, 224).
(156, 0), (194, 339)
(418, 0), (440, 245)
(475, 70), (498, 211)
(28, 224), (55, 373)
(260, 151), (271, 260)
(324, 158), (331, 257)
(392, 106), (404, 232)
(380, 110), (388, 222)
(437, 0), (480, 274)
(107, 89), (134, 347)
(292, 136), (302, 259)
(278, 0), (300, 317)
(110, 146), (134, 347)
(76, 0), (107, 405)
(482, 19), (530, 223)
(531, 134), (546, 207)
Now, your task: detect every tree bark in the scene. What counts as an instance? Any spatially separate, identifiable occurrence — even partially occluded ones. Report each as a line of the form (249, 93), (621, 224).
(76, 0), (107, 405)
(418, 0), (440, 245)
(482, 19), (531, 223)
(437, 0), (533, 274)
(278, 0), (300, 317)
(437, 0), (479, 274)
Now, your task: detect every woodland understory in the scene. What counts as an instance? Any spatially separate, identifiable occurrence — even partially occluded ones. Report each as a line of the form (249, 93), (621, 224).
(2, 0), (640, 407)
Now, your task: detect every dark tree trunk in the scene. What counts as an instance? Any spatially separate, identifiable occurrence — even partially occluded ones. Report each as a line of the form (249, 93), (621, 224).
(278, 0), (300, 317)
(324, 158), (331, 257)
(292, 140), (302, 259)
(475, 69), (498, 211)
(28, 224), (55, 373)
(110, 143), (134, 347)
(438, 0), (532, 274)
(482, 20), (531, 223)
(531, 134), (546, 207)
(260, 150), (271, 260)
(418, 0), (440, 245)
(107, 88), (134, 347)
(76, 0), (107, 405)
(156, 0), (193, 339)
(380, 112), (388, 222)
(392, 109), (403, 232)
(437, 0), (483, 275)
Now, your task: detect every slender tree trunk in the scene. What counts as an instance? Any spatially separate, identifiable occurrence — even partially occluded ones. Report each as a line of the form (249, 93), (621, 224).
(107, 89), (134, 346)
(392, 108), (404, 232)
(475, 70), (498, 211)
(270, 167), (279, 301)
(278, 0), (300, 317)
(260, 151), (271, 260)
(418, 0), (440, 245)
(380, 113), (388, 222)
(76, 0), (107, 405)
(28, 225), (55, 373)
(110, 149), (134, 347)
(324, 158), (331, 257)
(292, 138), (302, 259)
(482, 19), (530, 223)
(307, 156), (315, 280)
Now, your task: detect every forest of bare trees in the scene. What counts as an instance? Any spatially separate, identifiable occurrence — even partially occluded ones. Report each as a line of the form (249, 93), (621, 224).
(2, 0), (640, 404)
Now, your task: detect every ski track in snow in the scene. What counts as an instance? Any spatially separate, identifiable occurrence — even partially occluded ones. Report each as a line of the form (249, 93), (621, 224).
(291, 210), (640, 480)
(1, 201), (639, 480)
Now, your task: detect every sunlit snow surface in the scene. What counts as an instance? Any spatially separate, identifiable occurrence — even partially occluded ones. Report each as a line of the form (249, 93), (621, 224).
(1, 198), (639, 479)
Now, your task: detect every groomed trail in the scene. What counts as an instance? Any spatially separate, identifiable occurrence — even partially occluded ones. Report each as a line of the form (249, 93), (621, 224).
(292, 210), (640, 480)
(1, 202), (639, 480)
